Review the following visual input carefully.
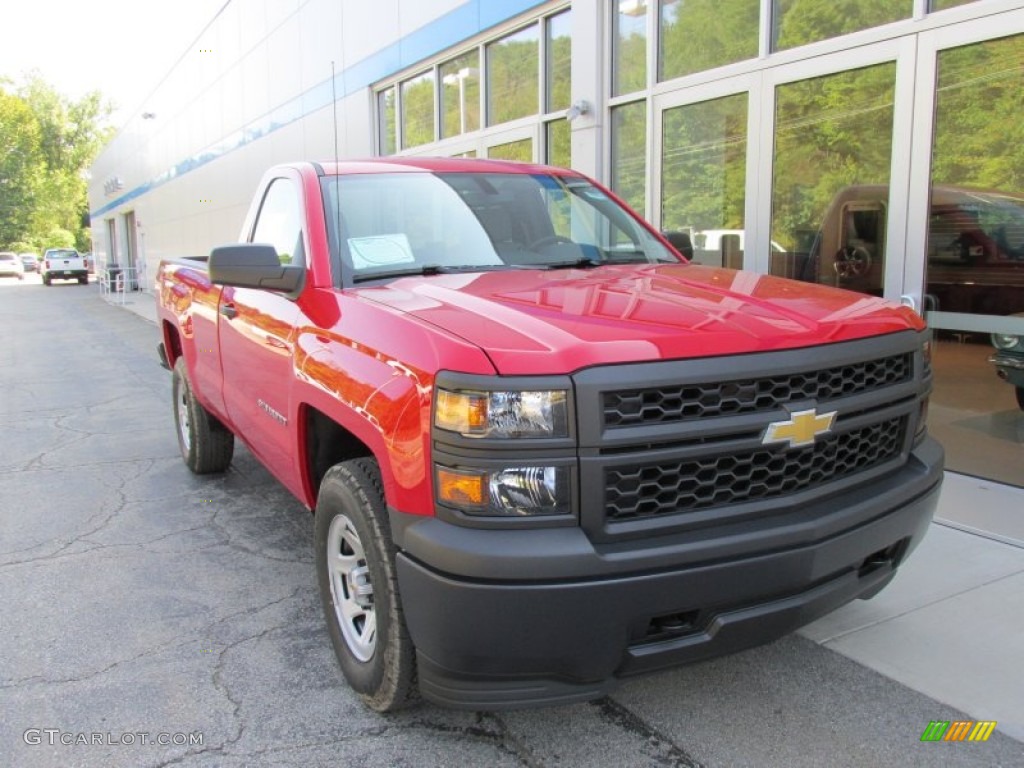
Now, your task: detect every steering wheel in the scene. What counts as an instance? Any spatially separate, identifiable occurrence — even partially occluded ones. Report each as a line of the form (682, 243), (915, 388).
(530, 235), (575, 250)
(833, 246), (872, 279)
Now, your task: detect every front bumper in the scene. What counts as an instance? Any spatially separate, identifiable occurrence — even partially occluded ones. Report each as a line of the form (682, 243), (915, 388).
(392, 437), (943, 709)
(990, 352), (1024, 387)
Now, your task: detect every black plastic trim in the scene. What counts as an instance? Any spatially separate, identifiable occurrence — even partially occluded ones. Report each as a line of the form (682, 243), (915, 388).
(390, 437), (942, 582)
(396, 469), (940, 707)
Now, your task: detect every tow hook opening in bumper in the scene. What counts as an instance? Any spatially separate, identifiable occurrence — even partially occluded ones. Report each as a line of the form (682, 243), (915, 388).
(642, 609), (702, 643)
(858, 538), (909, 579)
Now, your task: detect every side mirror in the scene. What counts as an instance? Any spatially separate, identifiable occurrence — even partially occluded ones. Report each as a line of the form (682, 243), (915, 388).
(209, 243), (304, 298)
(662, 230), (694, 260)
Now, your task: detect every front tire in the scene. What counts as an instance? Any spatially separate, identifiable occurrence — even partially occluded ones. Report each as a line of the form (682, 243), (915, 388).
(314, 459), (417, 712)
(171, 358), (234, 473)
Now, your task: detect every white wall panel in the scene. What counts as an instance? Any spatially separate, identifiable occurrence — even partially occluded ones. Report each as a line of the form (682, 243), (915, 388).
(397, 0), (466, 37)
(340, 90), (373, 157)
(267, 15), (303, 109)
(241, 43), (271, 125)
(341, 0), (399, 66)
(300, 0), (343, 91)
(266, 0), (301, 36)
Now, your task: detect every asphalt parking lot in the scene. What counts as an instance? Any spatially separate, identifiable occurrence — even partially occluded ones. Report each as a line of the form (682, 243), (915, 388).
(2, 279), (1022, 767)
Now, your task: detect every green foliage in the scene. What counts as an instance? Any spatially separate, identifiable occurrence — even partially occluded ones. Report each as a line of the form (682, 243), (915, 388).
(440, 51), (481, 139)
(932, 35), (1024, 192)
(44, 227), (76, 249)
(547, 19), (571, 112)
(661, 93), (748, 233)
(771, 62), (896, 249)
(401, 74), (435, 149)
(613, 10), (647, 96)
(488, 138), (533, 162)
(775, 0), (910, 51)
(488, 34), (539, 125)
(611, 101), (647, 216)
(660, 0), (759, 81)
(0, 73), (112, 252)
(0, 88), (44, 247)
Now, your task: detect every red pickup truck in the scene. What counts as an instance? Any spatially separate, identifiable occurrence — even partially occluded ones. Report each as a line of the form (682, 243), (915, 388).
(156, 158), (943, 712)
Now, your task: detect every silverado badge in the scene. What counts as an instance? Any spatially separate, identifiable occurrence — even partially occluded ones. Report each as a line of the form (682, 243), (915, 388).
(762, 408), (837, 449)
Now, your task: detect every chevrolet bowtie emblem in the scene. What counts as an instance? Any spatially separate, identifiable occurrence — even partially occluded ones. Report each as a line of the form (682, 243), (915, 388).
(762, 408), (837, 449)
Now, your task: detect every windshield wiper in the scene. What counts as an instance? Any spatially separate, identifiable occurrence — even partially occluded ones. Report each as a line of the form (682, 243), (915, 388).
(540, 255), (674, 270)
(352, 264), (509, 283)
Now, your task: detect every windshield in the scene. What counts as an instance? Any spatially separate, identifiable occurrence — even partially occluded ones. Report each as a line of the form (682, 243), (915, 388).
(320, 171), (679, 284)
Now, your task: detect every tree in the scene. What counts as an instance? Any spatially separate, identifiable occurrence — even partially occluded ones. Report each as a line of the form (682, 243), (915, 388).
(0, 87), (44, 247)
(0, 73), (112, 253)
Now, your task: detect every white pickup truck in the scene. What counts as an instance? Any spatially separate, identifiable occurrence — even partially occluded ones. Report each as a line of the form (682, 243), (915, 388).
(41, 248), (89, 285)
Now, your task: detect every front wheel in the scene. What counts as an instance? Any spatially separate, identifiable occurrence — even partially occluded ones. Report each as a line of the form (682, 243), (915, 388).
(171, 358), (234, 473)
(314, 458), (417, 712)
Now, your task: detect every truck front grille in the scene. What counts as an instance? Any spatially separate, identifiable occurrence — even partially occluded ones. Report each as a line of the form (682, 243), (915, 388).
(573, 332), (927, 539)
(602, 352), (912, 428)
(604, 416), (906, 522)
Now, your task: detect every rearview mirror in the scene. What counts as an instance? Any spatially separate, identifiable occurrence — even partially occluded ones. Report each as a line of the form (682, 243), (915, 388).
(209, 243), (304, 298)
(662, 231), (694, 260)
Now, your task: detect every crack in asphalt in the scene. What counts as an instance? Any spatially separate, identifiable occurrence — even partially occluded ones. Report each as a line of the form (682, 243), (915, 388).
(0, 587), (307, 691)
(592, 697), (703, 768)
(150, 709), (542, 768)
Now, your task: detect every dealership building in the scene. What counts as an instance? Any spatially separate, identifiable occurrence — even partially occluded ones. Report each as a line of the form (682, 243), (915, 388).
(88, 0), (1023, 490)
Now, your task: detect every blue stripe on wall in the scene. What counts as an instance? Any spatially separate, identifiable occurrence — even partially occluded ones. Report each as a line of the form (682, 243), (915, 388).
(92, 0), (547, 218)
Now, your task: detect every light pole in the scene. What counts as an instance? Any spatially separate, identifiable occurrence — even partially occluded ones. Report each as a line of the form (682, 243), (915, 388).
(442, 67), (477, 135)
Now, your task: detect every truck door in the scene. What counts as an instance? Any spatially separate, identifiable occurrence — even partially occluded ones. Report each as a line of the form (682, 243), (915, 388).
(218, 175), (304, 493)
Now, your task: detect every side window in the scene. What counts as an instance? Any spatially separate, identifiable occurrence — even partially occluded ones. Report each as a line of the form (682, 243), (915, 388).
(251, 178), (304, 266)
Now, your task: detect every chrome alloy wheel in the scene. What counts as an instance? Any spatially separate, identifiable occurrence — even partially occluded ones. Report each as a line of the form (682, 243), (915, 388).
(327, 513), (376, 662)
(177, 386), (192, 453)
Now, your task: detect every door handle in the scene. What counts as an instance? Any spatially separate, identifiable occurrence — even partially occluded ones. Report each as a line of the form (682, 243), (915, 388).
(219, 303), (238, 319)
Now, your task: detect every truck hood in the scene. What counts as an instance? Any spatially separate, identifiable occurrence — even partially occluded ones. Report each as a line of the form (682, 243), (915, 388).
(355, 264), (924, 375)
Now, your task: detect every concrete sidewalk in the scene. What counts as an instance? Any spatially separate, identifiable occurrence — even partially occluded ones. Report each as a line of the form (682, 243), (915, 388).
(802, 476), (1024, 742)
(113, 288), (1024, 743)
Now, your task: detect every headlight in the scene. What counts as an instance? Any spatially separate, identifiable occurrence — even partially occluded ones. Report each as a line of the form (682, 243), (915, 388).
(435, 388), (568, 438)
(991, 333), (1022, 351)
(436, 464), (570, 516)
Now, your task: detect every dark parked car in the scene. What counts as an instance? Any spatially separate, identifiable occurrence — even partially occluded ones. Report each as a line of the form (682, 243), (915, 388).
(19, 253), (38, 272)
(990, 314), (1024, 410)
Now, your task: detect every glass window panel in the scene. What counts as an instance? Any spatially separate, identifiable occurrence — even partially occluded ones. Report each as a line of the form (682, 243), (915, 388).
(661, 93), (748, 268)
(487, 26), (540, 126)
(770, 63), (896, 296)
(252, 178), (302, 265)
(487, 137), (534, 162)
(546, 119), (571, 168)
(378, 87), (396, 155)
(773, 0), (911, 52)
(611, 100), (648, 216)
(925, 34), (1024, 487)
(400, 72), (435, 149)
(546, 10), (572, 112)
(613, 0), (648, 96)
(931, 0), (976, 9)
(659, 0), (759, 82)
(441, 51), (481, 139)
